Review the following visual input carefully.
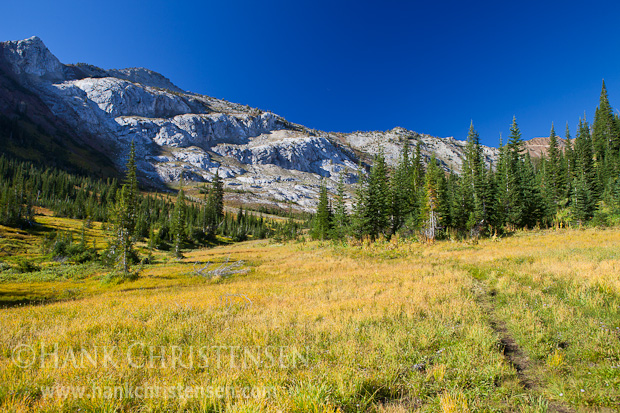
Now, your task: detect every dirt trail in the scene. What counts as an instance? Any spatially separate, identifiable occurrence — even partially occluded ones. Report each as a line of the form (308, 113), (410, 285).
(473, 280), (574, 413)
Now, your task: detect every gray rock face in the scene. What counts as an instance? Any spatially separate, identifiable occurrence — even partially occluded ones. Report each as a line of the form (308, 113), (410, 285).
(62, 77), (196, 118)
(0, 36), (499, 212)
(212, 130), (357, 178)
(118, 112), (281, 149)
(342, 127), (498, 173)
(2, 36), (64, 81)
(106, 68), (184, 93)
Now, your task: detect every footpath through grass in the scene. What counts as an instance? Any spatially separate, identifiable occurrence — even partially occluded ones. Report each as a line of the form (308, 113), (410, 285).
(0, 226), (619, 411)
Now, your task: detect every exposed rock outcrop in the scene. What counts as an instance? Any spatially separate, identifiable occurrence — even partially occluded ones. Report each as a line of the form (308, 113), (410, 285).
(0, 36), (501, 211)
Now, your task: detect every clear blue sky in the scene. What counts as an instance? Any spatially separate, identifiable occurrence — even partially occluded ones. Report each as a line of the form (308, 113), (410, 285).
(3, 0), (620, 147)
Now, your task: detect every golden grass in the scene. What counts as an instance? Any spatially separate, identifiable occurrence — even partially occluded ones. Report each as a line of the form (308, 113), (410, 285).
(0, 226), (619, 411)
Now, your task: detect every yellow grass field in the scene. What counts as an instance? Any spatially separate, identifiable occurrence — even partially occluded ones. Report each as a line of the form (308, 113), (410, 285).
(0, 217), (619, 412)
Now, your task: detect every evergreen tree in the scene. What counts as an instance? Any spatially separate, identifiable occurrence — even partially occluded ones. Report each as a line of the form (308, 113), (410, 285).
(391, 139), (412, 233)
(505, 117), (526, 227)
(108, 184), (135, 275)
(521, 153), (544, 227)
(575, 119), (597, 196)
(461, 121), (486, 231)
(419, 155), (441, 242)
(592, 80), (620, 159)
(573, 173), (594, 223)
(485, 169), (501, 231)
(495, 135), (509, 227)
(172, 181), (186, 258)
(351, 163), (370, 239)
(547, 123), (561, 200)
(211, 170), (224, 220)
(124, 140), (139, 239)
(564, 123), (576, 180)
(332, 173), (349, 239)
(365, 150), (391, 239)
(542, 123), (562, 217)
(311, 180), (332, 240)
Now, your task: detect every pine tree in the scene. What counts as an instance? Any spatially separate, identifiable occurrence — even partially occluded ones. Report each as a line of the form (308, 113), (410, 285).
(573, 173), (594, 223)
(172, 181), (186, 258)
(109, 184), (135, 275)
(575, 119), (597, 196)
(592, 80), (620, 159)
(351, 163), (369, 239)
(543, 123), (562, 217)
(505, 117), (526, 227)
(332, 173), (348, 239)
(211, 170), (224, 220)
(494, 135), (509, 227)
(419, 154), (441, 242)
(521, 153), (544, 227)
(461, 121), (486, 231)
(391, 140), (412, 233)
(485, 169), (501, 231)
(366, 150), (391, 239)
(312, 180), (332, 240)
(124, 140), (138, 239)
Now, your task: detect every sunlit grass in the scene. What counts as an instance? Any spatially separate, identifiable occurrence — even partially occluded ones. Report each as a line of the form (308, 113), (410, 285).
(0, 222), (619, 411)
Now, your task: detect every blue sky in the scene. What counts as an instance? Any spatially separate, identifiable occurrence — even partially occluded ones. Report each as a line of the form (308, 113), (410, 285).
(3, 0), (620, 147)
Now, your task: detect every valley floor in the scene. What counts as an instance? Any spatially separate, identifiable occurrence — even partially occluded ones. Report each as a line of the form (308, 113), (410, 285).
(1, 223), (619, 412)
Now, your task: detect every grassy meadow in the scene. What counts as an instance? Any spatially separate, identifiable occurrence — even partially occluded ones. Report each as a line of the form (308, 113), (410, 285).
(0, 215), (619, 412)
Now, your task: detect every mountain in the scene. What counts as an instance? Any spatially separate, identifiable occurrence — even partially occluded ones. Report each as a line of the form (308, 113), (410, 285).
(0, 36), (499, 211)
(523, 137), (572, 159)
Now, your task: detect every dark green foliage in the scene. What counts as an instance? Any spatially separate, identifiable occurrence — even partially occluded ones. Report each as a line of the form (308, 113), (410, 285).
(592, 80), (620, 161)
(41, 230), (98, 263)
(172, 182), (186, 258)
(311, 181), (332, 240)
(351, 151), (391, 240)
(542, 123), (564, 216)
(460, 122), (487, 232)
(331, 173), (349, 239)
(499, 117), (544, 228)
(572, 118), (598, 219)
(106, 184), (138, 274)
(419, 155), (442, 241)
(573, 173), (595, 223)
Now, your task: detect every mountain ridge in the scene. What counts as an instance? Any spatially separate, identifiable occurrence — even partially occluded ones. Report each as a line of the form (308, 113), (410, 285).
(0, 36), (513, 211)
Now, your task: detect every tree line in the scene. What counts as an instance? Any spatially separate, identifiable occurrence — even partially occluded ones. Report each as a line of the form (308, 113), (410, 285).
(312, 81), (620, 242)
(0, 141), (291, 276)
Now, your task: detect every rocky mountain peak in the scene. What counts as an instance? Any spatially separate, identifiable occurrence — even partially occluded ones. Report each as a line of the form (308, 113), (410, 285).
(1, 36), (64, 81)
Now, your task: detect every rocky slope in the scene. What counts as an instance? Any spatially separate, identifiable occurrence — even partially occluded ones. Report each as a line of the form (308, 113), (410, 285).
(1, 36), (500, 211)
(523, 137), (572, 159)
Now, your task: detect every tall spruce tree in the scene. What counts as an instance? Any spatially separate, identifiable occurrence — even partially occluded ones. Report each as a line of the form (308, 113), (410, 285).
(351, 163), (369, 239)
(544, 123), (561, 215)
(461, 121), (486, 231)
(366, 150), (391, 239)
(419, 155), (442, 242)
(172, 180), (186, 258)
(521, 152), (544, 227)
(391, 139), (413, 233)
(495, 135), (509, 227)
(211, 170), (224, 220)
(124, 140), (138, 239)
(592, 80), (620, 159)
(573, 119), (597, 219)
(332, 173), (349, 239)
(505, 117), (526, 227)
(312, 180), (332, 240)
(109, 184), (135, 275)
